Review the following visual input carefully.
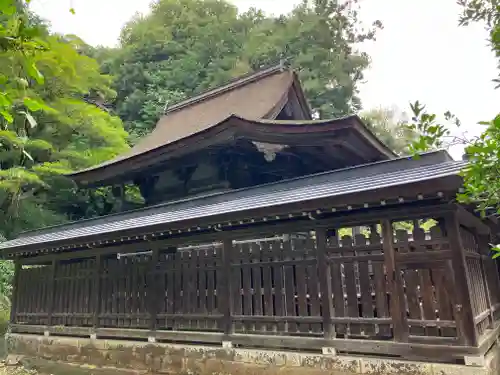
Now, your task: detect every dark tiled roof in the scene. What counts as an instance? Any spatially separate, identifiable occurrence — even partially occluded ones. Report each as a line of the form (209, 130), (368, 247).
(0, 151), (465, 252)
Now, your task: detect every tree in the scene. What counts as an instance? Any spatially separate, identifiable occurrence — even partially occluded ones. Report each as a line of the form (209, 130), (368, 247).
(361, 106), (417, 155)
(0, 1), (131, 238)
(110, 0), (248, 138)
(405, 1), (500, 256)
(242, 0), (381, 118)
(98, 0), (381, 139)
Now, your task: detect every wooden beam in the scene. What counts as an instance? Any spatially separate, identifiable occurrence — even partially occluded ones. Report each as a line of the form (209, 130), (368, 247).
(381, 219), (409, 342)
(455, 205), (491, 235)
(10, 324), (489, 361)
(18, 202), (456, 263)
(444, 212), (478, 347)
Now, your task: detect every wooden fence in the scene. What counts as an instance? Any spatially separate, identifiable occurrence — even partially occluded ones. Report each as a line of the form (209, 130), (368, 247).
(10, 213), (500, 361)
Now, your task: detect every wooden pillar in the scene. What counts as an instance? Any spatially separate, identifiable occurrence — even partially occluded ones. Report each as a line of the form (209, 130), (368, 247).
(9, 260), (21, 324)
(92, 255), (102, 329)
(221, 238), (234, 336)
(381, 219), (409, 342)
(315, 227), (335, 339)
(149, 247), (160, 332)
(444, 212), (478, 347)
(47, 259), (57, 327)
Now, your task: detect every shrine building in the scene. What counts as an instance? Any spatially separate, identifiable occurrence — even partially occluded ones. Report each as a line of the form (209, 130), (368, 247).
(2, 64), (500, 374)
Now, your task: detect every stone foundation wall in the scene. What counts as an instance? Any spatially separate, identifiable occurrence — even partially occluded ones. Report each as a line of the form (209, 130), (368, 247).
(7, 334), (500, 375)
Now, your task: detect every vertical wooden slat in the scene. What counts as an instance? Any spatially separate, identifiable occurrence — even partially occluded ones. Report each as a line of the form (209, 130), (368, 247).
(308, 252), (321, 333)
(381, 219), (408, 342)
(295, 241), (308, 333)
(272, 240), (285, 333)
(231, 244), (243, 332)
(222, 238), (234, 336)
(355, 234), (374, 336)
(215, 246), (224, 332)
(131, 258), (139, 327)
(102, 259), (109, 327)
(56, 263), (64, 326)
(71, 262), (79, 326)
(370, 230), (390, 336)
(316, 228), (335, 339)
(47, 260), (57, 327)
(261, 242), (274, 331)
(342, 235), (360, 335)
(396, 230), (424, 336)
(189, 249), (199, 329)
(283, 239), (296, 334)
(123, 258), (131, 328)
(10, 260), (21, 324)
(433, 267), (455, 337)
(206, 248), (216, 322)
(444, 212), (478, 347)
(251, 242), (264, 332)
(241, 243), (253, 332)
(92, 255), (102, 329)
(173, 252), (182, 330)
(329, 234), (346, 335)
(199, 249), (208, 330)
(179, 251), (187, 328)
(149, 248), (159, 332)
(477, 233), (494, 328)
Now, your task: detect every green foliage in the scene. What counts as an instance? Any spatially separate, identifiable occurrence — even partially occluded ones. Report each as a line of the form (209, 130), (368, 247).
(457, 114), (500, 215)
(0, 0), (131, 239)
(458, 0), (500, 88)
(361, 106), (417, 155)
(404, 101), (461, 154)
(405, 1), (500, 256)
(243, 0), (381, 118)
(97, 0), (381, 138)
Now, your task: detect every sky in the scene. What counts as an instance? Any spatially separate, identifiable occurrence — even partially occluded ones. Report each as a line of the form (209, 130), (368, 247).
(30, 0), (500, 159)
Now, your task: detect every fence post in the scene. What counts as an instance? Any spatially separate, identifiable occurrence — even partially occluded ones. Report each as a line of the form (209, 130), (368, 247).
(9, 260), (21, 325)
(92, 255), (102, 330)
(221, 238), (234, 340)
(444, 212), (478, 347)
(315, 227), (335, 339)
(381, 219), (409, 342)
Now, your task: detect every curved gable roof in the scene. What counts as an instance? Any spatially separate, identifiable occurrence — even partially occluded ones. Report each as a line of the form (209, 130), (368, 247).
(71, 66), (300, 184)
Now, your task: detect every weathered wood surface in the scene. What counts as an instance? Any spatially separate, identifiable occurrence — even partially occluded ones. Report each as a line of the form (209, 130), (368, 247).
(11, 207), (500, 362)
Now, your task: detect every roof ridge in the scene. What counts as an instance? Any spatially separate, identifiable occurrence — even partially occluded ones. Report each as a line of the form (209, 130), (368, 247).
(163, 63), (290, 115)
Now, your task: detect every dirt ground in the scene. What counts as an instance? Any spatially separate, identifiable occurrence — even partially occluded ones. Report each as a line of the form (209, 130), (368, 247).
(0, 363), (37, 375)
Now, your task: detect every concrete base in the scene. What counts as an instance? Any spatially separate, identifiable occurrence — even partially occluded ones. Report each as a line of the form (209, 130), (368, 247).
(7, 333), (500, 375)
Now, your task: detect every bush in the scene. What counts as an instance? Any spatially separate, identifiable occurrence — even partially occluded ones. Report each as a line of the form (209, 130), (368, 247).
(0, 294), (10, 336)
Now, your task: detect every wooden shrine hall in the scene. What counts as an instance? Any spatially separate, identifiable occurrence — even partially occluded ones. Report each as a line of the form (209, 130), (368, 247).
(2, 64), (500, 366)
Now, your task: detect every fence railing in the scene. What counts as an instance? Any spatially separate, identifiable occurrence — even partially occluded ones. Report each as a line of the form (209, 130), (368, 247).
(10, 212), (500, 362)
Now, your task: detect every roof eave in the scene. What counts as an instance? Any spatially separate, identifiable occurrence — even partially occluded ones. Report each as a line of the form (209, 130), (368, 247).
(0, 173), (463, 257)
